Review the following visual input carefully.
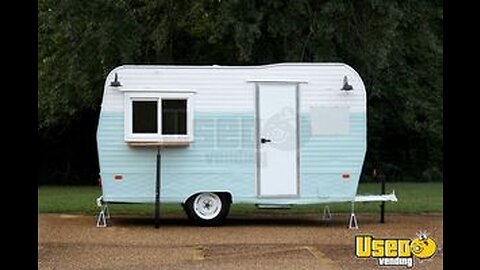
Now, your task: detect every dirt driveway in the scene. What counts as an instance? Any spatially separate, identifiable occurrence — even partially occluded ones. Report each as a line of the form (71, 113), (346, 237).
(38, 213), (443, 270)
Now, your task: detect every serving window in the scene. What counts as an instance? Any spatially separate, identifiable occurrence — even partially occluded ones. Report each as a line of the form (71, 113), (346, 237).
(125, 92), (194, 145)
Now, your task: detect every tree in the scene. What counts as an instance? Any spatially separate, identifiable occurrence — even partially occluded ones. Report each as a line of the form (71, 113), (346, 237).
(38, 0), (142, 133)
(38, 0), (443, 184)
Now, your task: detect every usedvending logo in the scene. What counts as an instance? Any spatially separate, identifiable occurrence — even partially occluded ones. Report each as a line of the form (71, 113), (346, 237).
(355, 231), (437, 268)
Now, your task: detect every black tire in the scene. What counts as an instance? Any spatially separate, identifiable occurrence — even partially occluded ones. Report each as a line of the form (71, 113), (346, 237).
(184, 192), (230, 226)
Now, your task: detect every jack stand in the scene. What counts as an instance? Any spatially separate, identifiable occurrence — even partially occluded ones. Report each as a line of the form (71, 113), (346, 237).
(104, 204), (110, 219)
(348, 202), (358, 229)
(96, 196), (109, 228)
(322, 205), (332, 223)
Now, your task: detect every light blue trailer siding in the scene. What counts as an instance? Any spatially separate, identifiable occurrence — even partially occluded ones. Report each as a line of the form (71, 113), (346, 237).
(300, 113), (366, 202)
(97, 111), (366, 204)
(98, 112), (257, 203)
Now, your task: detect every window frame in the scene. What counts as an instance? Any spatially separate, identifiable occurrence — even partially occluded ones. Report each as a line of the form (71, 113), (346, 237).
(124, 92), (194, 144)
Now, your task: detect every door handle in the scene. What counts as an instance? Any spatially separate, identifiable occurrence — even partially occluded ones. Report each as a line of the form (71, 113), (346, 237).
(261, 138), (271, 144)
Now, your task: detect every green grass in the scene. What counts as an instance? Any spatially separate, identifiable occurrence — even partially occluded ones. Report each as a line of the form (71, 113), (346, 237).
(37, 186), (183, 216)
(38, 183), (442, 216)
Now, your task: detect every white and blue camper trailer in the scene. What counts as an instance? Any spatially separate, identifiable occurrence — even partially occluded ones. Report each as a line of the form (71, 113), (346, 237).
(96, 63), (395, 227)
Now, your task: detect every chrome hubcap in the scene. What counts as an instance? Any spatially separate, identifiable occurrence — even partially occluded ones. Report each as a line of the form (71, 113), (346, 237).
(193, 193), (222, 220)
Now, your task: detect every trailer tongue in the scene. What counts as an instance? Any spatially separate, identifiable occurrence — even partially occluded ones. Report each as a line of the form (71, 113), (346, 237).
(355, 191), (397, 203)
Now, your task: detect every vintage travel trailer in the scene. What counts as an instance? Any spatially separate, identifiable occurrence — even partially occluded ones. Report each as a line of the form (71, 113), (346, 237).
(96, 63), (396, 227)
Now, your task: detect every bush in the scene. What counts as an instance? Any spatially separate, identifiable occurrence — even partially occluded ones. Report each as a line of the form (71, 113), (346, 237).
(421, 167), (443, 182)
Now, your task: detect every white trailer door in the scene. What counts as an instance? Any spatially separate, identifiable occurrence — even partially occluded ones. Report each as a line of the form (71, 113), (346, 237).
(257, 83), (299, 197)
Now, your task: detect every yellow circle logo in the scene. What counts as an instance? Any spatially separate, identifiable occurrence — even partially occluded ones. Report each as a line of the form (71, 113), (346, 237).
(410, 233), (437, 259)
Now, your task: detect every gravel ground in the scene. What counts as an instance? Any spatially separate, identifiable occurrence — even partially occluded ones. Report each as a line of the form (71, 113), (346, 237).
(38, 213), (443, 270)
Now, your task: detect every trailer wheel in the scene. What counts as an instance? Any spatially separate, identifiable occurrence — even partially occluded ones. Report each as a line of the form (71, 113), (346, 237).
(185, 192), (230, 226)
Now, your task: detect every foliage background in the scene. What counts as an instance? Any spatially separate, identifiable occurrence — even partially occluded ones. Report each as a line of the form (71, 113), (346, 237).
(38, 0), (442, 185)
